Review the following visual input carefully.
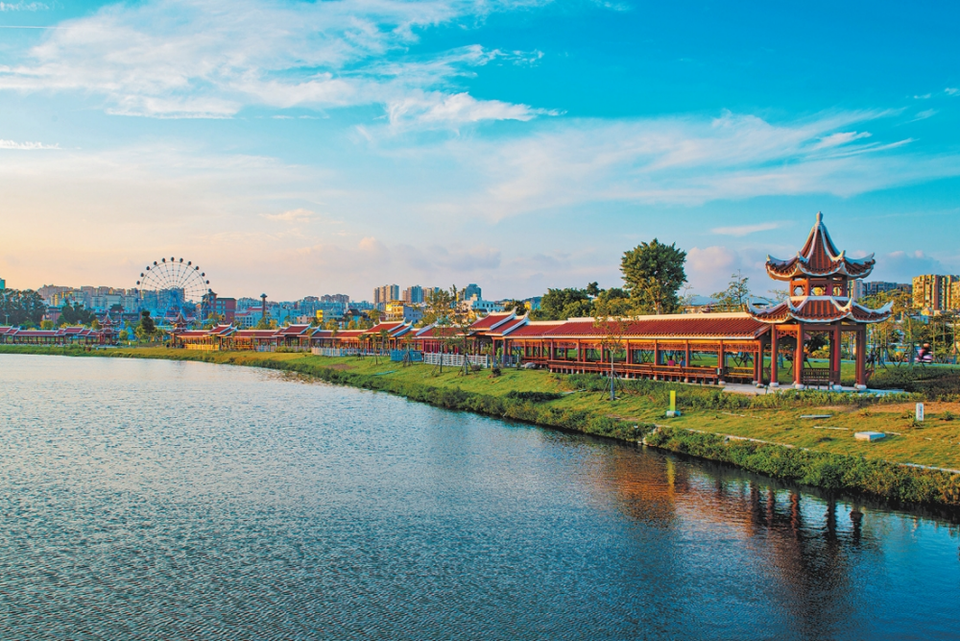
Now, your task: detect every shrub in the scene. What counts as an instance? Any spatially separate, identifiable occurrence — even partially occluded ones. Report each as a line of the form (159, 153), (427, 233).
(505, 390), (563, 403)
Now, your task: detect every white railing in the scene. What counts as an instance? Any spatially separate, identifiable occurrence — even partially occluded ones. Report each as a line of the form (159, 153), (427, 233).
(311, 347), (385, 357)
(422, 353), (490, 368)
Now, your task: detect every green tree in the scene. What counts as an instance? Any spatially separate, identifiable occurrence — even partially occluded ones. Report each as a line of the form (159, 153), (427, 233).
(422, 288), (454, 327)
(593, 287), (632, 316)
(711, 270), (751, 312)
(443, 285), (476, 376)
(592, 297), (631, 401)
(533, 287), (592, 320)
(500, 299), (527, 315)
(0, 289), (46, 326)
(423, 287), (455, 373)
(621, 239), (687, 314)
(136, 310), (156, 343)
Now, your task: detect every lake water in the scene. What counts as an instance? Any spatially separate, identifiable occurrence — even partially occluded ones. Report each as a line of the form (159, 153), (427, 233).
(0, 354), (958, 639)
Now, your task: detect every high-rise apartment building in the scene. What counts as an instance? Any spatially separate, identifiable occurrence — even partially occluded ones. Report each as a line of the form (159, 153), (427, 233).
(373, 284), (400, 308)
(913, 274), (959, 312)
(860, 281), (912, 300)
(402, 285), (424, 304)
(463, 283), (481, 301)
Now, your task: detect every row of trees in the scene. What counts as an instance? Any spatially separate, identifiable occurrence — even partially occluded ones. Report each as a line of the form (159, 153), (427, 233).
(861, 290), (957, 364)
(0, 289), (46, 326)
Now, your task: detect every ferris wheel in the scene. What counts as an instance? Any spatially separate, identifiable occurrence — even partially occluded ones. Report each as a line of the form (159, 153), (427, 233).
(136, 257), (211, 320)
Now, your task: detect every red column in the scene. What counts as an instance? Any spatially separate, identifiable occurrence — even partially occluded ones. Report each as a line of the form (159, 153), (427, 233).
(753, 342), (761, 384)
(855, 326), (867, 389)
(830, 322), (841, 385)
(684, 340), (691, 383)
(653, 339), (660, 379)
(717, 341), (725, 384)
(794, 324), (804, 388)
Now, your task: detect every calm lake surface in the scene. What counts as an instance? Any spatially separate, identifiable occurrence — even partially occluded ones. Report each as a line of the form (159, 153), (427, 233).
(1, 354), (958, 640)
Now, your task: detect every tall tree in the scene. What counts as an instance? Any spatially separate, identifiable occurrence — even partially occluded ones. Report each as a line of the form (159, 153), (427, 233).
(0, 289), (46, 326)
(532, 287), (592, 320)
(621, 239), (687, 314)
(424, 288), (454, 372)
(711, 270), (751, 312)
(136, 310), (156, 343)
(592, 297), (631, 401)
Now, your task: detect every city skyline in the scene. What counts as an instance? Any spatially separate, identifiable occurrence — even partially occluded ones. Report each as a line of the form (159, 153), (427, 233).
(1, 1), (958, 300)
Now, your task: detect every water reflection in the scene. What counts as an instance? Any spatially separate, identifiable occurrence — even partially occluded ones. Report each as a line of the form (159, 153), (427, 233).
(0, 354), (958, 640)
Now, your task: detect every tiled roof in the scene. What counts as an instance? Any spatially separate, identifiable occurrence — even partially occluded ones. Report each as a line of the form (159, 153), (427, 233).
(749, 297), (893, 324)
(364, 322), (412, 337)
(504, 314), (768, 339)
(766, 212), (875, 280)
(470, 313), (514, 331)
(234, 330), (278, 338)
(334, 330), (367, 339)
(414, 325), (463, 338)
(277, 324), (311, 336)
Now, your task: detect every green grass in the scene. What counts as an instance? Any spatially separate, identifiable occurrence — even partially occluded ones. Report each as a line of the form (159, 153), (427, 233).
(4, 344), (960, 508)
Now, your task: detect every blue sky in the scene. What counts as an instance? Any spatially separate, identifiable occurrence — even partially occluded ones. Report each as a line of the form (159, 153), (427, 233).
(1, 0), (958, 301)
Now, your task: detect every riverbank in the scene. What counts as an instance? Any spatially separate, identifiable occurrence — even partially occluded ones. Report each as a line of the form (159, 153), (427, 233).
(4, 345), (960, 509)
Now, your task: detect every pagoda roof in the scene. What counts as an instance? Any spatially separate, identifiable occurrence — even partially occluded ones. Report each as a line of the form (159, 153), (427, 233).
(766, 212), (875, 280)
(747, 297), (892, 324)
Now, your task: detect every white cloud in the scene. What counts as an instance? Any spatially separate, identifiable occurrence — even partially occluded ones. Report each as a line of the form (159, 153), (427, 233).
(0, 2), (49, 10)
(387, 91), (552, 128)
(912, 109), (938, 121)
(0, 0), (549, 125)
(262, 208), (315, 223)
(875, 250), (948, 282)
(945, 88), (959, 96)
(809, 131), (871, 151)
(711, 222), (784, 237)
(0, 138), (59, 150)
(419, 110), (959, 220)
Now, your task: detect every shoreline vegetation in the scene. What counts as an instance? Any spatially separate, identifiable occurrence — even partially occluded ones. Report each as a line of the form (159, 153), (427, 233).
(5, 345), (960, 511)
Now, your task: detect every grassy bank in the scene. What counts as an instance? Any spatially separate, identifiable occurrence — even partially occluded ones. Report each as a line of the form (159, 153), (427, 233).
(4, 345), (960, 509)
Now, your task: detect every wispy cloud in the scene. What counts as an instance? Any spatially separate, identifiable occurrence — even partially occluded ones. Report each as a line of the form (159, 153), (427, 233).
(0, 0), (552, 125)
(0, 2), (49, 10)
(911, 109), (938, 121)
(809, 131), (871, 150)
(263, 208), (315, 223)
(712, 222), (784, 236)
(946, 88), (959, 96)
(423, 110), (956, 219)
(0, 138), (59, 149)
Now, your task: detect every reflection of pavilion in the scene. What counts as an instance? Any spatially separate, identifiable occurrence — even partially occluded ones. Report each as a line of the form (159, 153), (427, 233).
(599, 450), (867, 635)
(748, 213), (891, 389)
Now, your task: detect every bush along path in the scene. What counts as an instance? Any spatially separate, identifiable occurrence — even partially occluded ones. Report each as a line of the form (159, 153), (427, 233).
(3, 345), (960, 510)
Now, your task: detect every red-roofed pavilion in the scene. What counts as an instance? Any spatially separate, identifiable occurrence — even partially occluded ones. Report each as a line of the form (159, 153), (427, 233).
(747, 212), (891, 389)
